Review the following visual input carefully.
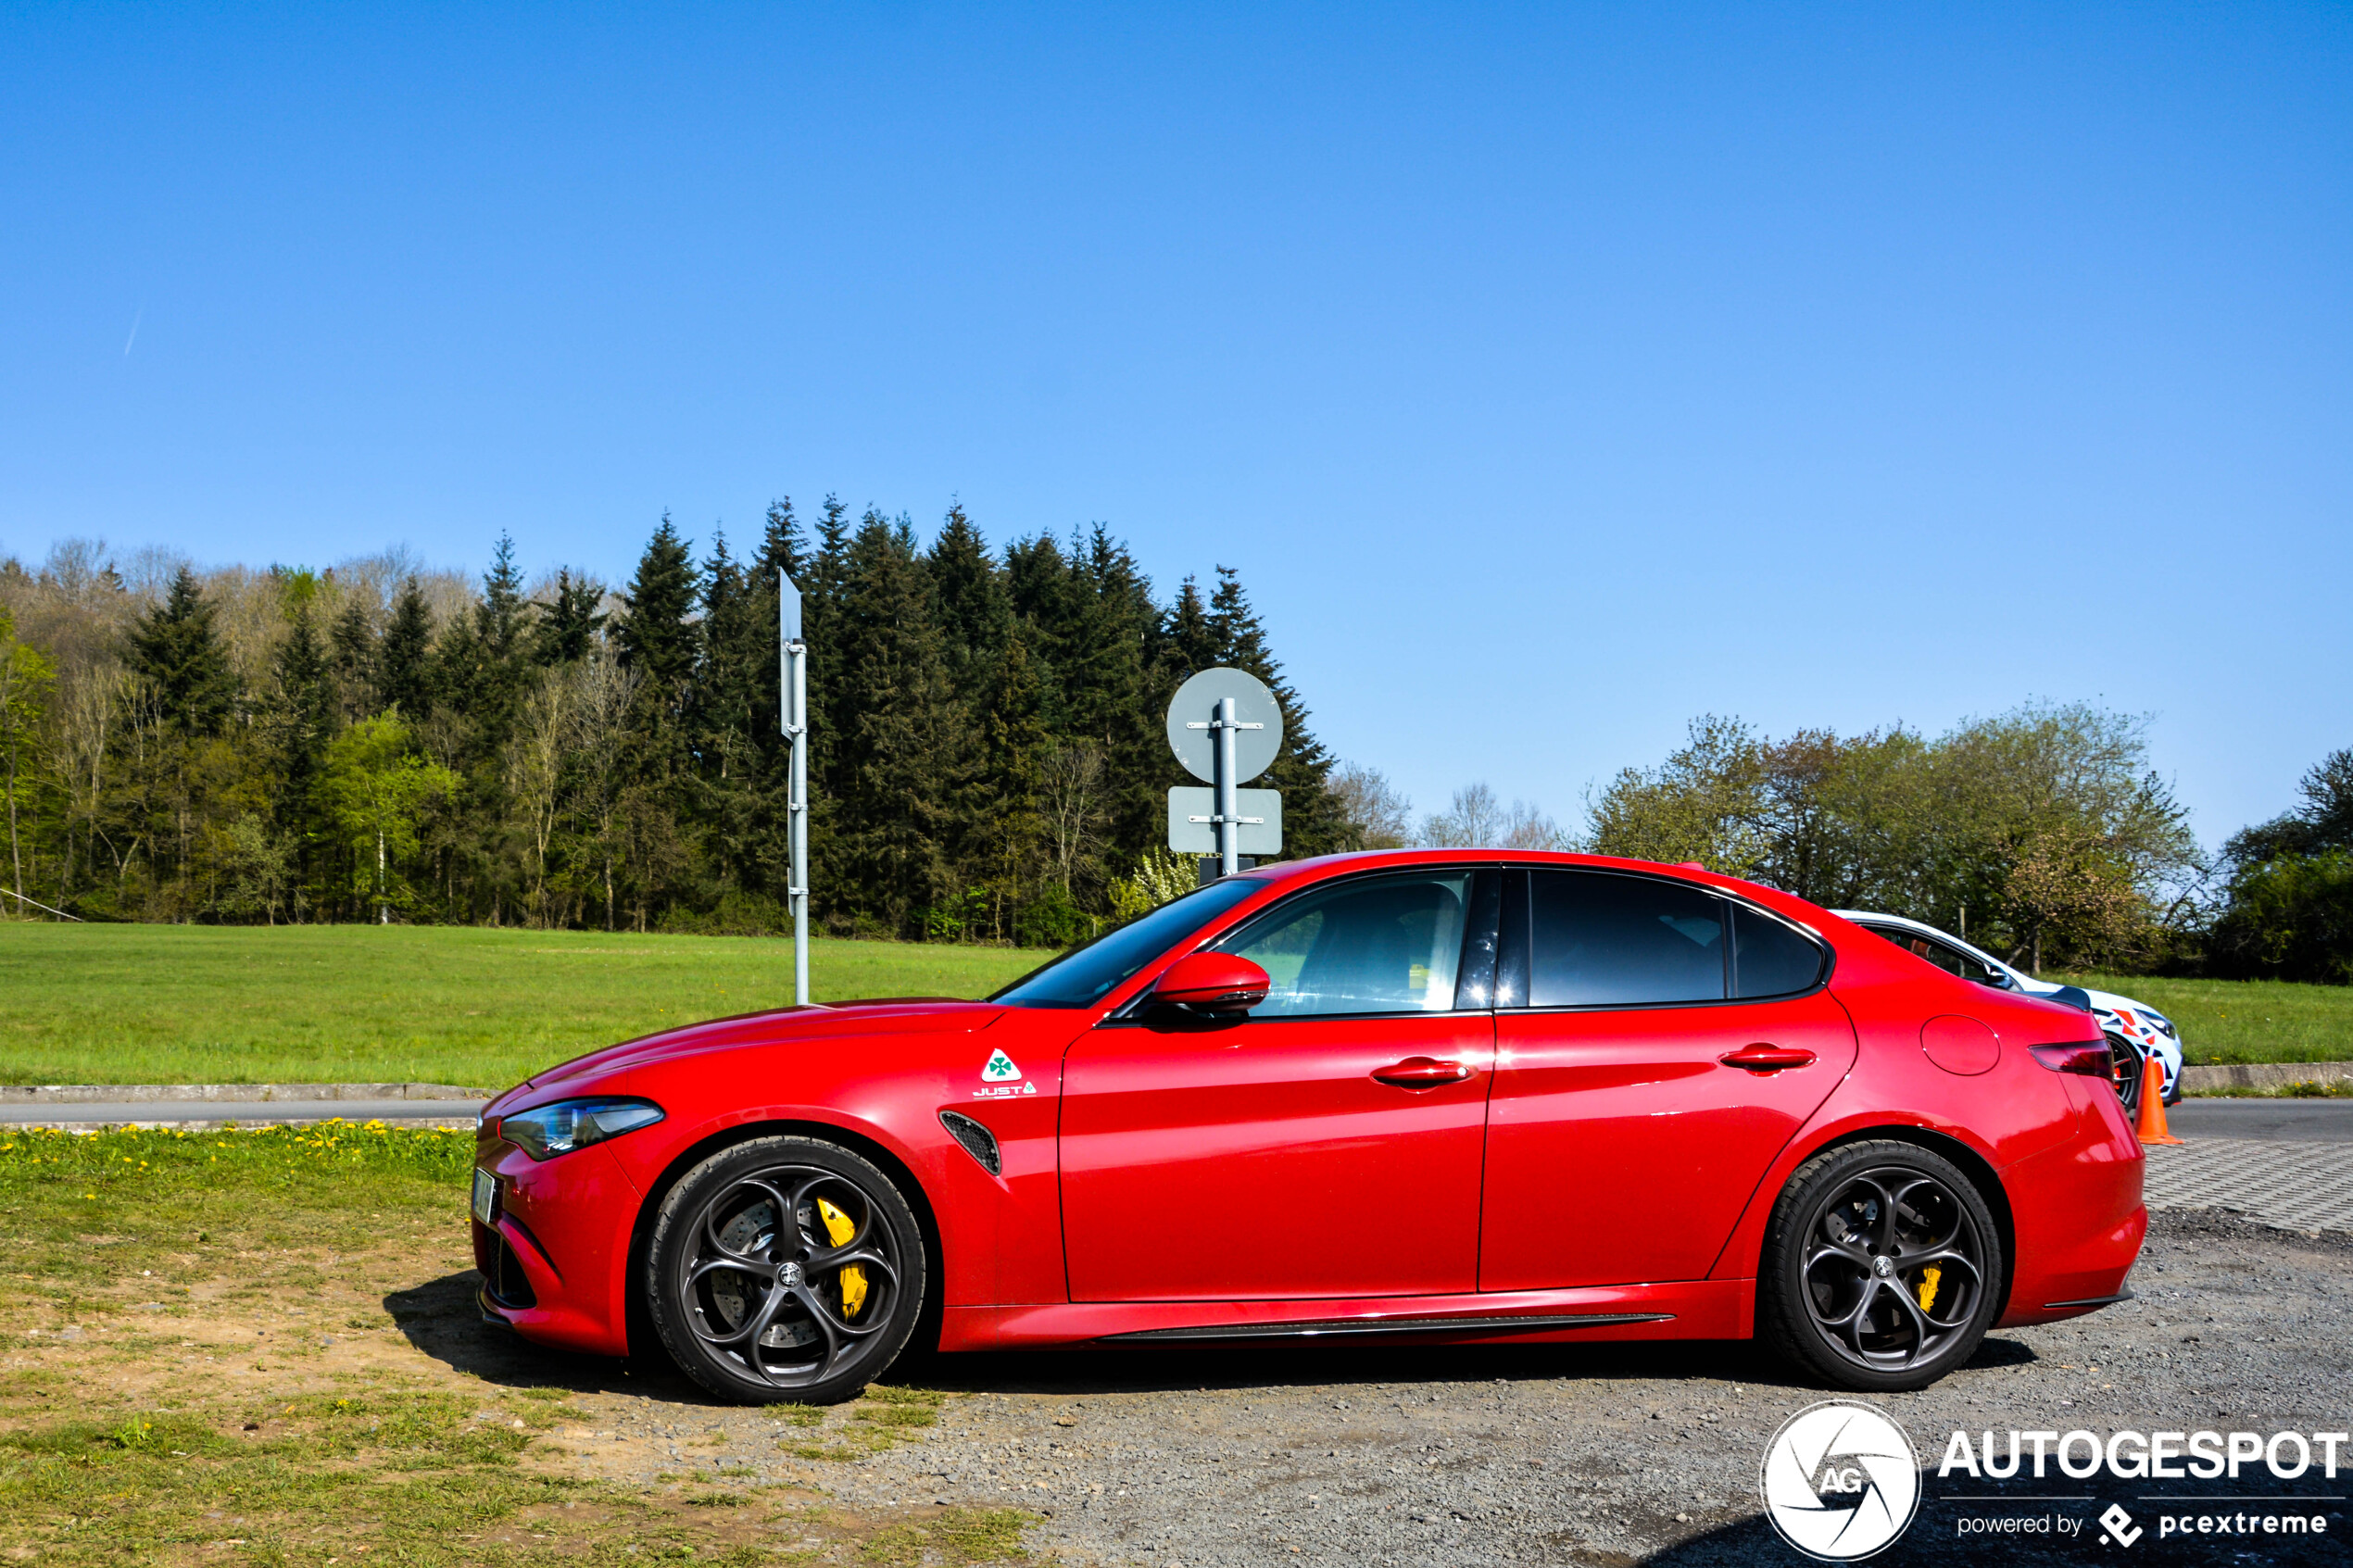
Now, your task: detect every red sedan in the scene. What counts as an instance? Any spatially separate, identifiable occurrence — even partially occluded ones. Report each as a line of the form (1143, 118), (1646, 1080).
(471, 851), (2145, 1402)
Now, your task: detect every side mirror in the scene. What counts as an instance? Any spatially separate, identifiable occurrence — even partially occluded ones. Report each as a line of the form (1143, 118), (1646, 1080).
(1148, 952), (1271, 1016)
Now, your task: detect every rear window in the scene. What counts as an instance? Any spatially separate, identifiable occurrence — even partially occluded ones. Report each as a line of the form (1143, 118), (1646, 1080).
(1730, 905), (1827, 997)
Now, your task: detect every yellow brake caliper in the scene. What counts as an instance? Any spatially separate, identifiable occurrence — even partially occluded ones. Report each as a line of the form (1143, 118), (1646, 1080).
(816, 1198), (867, 1319)
(1917, 1265), (1942, 1313)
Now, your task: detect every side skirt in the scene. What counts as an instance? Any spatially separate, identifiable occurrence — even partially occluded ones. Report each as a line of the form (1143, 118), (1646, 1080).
(940, 1280), (1746, 1353)
(1105, 1312), (1671, 1344)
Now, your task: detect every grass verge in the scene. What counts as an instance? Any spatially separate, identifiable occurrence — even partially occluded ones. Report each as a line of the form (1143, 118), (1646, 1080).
(2056, 972), (2353, 1065)
(0, 924), (1051, 1087)
(0, 1122), (1043, 1566)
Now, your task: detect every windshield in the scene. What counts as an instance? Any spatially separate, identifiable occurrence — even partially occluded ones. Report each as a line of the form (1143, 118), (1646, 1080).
(988, 878), (1265, 1010)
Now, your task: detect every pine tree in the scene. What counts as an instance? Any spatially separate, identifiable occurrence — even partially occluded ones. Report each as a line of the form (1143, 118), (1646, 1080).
(126, 567), (234, 735)
(611, 517), (703, 928)
(617, 515), (702, 693)
(800, 496), (855, 883)
(268, 604), (333, 900)
(927, 502), (1012, 703)
(329, 594), (377, 718)
(1161, 576), (1220, 680)
(1065, 527), (1163, 865)
(378, 579), (435, 720)
(1003, 532), (1079, 730)
(465, 532), (532, 755)
(534, 570), (607, 665)
(969, 631), (1048, 940)
(832, 510), (959, 934)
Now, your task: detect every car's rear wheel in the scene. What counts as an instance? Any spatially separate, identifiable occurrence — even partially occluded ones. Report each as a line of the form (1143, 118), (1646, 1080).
(647, 1135), (926, 1404)
(1758, 1140), (2004, 1392)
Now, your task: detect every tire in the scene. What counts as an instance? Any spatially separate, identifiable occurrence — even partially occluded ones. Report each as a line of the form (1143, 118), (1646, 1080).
(1757, 1139), (2004, 1393)
(646, 1135), (928, 1405)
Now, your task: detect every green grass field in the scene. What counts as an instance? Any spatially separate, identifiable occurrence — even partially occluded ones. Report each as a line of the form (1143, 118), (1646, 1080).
(2, 923), (2344, 1088)
(0, 924), (1051, 1089)
(2056, 972), (2353, 1065)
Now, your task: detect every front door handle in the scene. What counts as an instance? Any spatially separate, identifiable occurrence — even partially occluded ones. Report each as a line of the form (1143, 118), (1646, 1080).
(1720, 1043), (1816, 1073)
(1371, 1057), (1475, 1089)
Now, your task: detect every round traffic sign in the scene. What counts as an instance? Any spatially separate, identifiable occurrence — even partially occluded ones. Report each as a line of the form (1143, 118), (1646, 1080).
(1165, 667), (1284, 784)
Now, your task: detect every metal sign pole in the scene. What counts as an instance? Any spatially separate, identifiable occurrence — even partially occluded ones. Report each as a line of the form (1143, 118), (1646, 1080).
(1215, 695), (1239, 878)
(781, 574), (810, 1006)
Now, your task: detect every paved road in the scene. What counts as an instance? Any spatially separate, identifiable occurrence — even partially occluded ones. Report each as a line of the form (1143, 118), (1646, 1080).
(2168, 1096), (2353, 1141)
(0, 1098), (483, 1128)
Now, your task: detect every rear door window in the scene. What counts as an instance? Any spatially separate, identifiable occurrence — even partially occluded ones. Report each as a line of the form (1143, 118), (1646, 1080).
(1527, 872), (1727, 1008)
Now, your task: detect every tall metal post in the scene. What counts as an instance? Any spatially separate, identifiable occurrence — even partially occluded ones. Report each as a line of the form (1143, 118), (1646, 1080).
(1215, 694), (1239, 878)
(781, 576), (811, 1006)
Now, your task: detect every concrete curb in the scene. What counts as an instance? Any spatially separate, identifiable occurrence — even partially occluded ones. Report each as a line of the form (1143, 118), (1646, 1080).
(0, 1083), (485, 1104)
(2181, 1061), (2353, 1095)
(6, 1112), (483, 1132)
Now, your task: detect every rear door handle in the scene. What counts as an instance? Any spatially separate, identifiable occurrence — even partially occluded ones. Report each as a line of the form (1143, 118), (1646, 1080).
(1720, 1043), (1816, 1073)
(1371, 1057), (1475, 1089)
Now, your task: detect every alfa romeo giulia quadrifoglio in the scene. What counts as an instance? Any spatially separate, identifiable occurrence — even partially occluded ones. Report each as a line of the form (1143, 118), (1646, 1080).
(470, 851), (2145, 1402)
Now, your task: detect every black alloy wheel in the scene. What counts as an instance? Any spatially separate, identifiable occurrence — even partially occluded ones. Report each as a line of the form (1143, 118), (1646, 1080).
(1759, 1140), (2004, 1392)
(647, 1135), (926, 1404)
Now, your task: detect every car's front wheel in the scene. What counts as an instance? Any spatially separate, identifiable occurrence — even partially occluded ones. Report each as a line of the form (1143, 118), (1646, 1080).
(1757, 1140), (2004, 1392)
(647, 1135), (927, 1404)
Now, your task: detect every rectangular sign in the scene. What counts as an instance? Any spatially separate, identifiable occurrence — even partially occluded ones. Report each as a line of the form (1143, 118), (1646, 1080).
(1167, 786), (1283, 855)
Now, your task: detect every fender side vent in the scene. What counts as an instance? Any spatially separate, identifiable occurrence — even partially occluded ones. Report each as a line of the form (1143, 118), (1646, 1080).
(938, 1110), (1002, 1175)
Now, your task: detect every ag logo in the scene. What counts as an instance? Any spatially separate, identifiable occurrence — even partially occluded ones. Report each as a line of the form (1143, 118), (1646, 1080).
(981, 1049), (1023, 1084)
(1758, 1401), (1919, 1562)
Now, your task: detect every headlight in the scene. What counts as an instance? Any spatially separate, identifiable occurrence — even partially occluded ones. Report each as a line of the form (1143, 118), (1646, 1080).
(497, 1098), (665, 1161)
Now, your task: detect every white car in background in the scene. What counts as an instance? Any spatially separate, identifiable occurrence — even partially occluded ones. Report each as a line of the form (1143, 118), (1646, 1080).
(1833, 909), (2185, 1109)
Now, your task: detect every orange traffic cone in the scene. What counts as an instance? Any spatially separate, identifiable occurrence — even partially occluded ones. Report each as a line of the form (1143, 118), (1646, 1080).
(2133, 1052), (2182, 1146)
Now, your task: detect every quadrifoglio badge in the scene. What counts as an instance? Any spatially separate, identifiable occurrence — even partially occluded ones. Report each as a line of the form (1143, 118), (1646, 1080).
(974, 1047), (1034, 1098)
(1760, 1401), (1921, 1561)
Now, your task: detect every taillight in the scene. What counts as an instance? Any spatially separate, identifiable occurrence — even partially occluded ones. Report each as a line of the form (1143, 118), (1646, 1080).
(2032, 1042), (2111, 1076)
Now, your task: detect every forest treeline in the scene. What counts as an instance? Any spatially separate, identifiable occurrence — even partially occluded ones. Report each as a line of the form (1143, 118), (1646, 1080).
(0, 511), (2343, 981)
(0, 503), (1349, 942)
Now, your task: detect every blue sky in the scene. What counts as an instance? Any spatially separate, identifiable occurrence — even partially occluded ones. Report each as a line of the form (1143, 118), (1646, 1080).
(4, 3), (2347, 849)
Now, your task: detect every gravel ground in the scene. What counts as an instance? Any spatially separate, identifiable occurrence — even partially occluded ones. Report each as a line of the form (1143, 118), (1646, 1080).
(461, 1208), (2353, 1565)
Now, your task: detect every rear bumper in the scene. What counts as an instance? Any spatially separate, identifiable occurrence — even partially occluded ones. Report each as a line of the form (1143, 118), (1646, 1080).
(1994, 1083), (2146, 1328)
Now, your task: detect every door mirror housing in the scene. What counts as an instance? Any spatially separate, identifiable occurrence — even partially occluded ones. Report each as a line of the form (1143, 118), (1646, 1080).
(1148, 952), (1270, 1016)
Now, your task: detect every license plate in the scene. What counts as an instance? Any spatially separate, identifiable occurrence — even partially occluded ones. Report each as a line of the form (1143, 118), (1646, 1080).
(472, 1168), (498, 1226)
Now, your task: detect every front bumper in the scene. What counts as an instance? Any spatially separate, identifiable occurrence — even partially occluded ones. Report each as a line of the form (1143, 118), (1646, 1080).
(470, 1135), (643, 1357)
